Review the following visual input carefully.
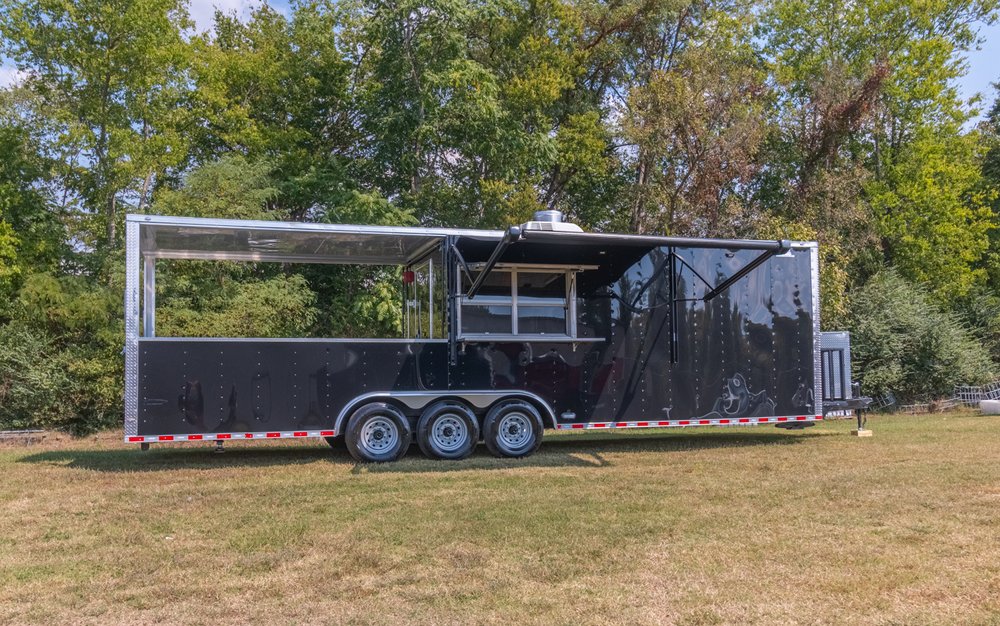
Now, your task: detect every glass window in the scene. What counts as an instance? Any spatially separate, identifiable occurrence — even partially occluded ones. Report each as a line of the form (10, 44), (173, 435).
(458, 266), (576, 338)
(467, 271), (512, 303)
(462, 305), (513, 334)
(517, 272), (565, 302)
(517, 305), (567, 335)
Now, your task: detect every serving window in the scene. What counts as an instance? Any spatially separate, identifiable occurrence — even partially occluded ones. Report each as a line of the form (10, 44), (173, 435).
(458, 266), (577, 339)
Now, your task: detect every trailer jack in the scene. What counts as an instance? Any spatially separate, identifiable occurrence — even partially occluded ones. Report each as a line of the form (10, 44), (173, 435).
(214, 440), (225, 453)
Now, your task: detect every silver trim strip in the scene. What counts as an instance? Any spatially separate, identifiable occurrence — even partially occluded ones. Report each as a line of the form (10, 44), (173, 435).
(811, 245), (823, 417)
(137, 337), (450, 343)
(128, 213), (504, 240)
(124, 221), (140, 438)
(143, 256), (155, 337)
(554, 415), (823, 430)
(456, 335), (606, 343)
(128, 214), (817, 254)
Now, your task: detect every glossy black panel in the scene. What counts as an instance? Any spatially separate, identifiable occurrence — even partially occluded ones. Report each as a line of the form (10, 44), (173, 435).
(137, 245), (817, 436)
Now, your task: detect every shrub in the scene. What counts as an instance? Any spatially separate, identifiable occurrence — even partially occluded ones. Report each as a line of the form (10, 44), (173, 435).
(846, 270), (995, 401)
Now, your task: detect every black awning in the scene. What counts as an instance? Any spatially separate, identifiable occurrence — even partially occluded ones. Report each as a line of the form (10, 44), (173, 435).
(454, 229), (791, 294)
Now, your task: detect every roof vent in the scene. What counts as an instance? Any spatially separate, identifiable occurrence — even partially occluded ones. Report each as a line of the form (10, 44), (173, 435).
(521, 209), (583, 233)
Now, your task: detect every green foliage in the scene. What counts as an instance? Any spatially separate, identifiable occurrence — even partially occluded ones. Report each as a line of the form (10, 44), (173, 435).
(956, 293), (1000, 365)
(846, 271), (994, 401)
(153, 155), (278, 220)
(2, 0), (1000, 433)
(0, 123), (61, 303)
(980, 83), (1000, 287)
(0, 324), (73, 431)
(870, 127), (996, 300)
(158, 273), (318, 338)
(1, 0), (193, 251)
(2, 272), (123, 433)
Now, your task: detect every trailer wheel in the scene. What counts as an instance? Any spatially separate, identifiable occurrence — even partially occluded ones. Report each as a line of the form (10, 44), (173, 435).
(484, 400), (543, 458)
(417, 401), (479, 460)
(344, 402), (411, 463)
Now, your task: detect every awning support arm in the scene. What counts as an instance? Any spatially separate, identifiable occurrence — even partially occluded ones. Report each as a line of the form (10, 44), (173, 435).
(670, 253), (714, 292)
(702, 240), (790, 302)
(450, 241), (474, 286)
(465, 226), (522, 299)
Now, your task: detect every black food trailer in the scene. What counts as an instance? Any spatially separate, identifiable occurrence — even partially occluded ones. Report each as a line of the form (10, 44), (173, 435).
(124, 211), (824, 462)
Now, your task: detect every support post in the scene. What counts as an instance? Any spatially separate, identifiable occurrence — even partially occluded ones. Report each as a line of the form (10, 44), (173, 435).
(143, 256), (156, 338)
(124, 219), (141, 440)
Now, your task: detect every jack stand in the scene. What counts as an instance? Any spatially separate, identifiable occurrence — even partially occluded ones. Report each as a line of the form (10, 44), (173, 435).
(140, 442), (150, 452)
(214, 440), (225, 453)
(852, 408), (872, 437)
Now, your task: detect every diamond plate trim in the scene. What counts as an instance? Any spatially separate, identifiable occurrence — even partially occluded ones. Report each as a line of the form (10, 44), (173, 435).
(810, 244), (823, 417)
(124, 220), (140, 437)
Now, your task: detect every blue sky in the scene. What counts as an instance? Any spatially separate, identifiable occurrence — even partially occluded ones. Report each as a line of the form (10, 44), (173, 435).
(1, 1), (998, 118)
(959, 19), (1000, 116)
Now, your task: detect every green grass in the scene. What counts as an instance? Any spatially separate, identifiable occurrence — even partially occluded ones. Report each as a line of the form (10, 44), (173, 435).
(1, 413), (998, 625)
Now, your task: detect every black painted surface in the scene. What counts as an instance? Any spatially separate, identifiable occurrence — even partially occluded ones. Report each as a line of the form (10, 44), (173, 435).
(137, 246), (817, 436)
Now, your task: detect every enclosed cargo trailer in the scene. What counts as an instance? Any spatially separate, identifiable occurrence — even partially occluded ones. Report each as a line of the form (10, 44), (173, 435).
(124, 212), (823, 462)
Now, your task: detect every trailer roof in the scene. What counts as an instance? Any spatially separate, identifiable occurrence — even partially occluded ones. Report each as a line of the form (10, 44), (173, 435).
(128, 214), (809, 266)
(129, 214), (503, 265)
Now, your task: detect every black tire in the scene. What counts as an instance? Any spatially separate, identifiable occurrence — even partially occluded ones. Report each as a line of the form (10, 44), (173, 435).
(483, 400), (543, 458)
(344, 402), (412, 463)
(417, 401), (480, 460)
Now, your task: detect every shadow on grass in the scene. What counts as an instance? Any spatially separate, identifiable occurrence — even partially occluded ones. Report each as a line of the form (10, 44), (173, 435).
(16, 428), (822, 474)
(362, 428), (822, 474)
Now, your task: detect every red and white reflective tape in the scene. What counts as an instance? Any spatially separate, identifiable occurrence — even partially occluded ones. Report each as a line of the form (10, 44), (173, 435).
(554, 415), (822, 430)
(126, 430), (335, 444)
(128, 414), (822, 443)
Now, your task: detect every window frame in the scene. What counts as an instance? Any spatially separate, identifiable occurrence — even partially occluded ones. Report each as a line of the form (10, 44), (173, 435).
(456, 264), (582, 340)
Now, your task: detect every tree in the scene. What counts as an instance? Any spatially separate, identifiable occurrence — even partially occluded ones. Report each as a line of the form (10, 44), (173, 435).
(847, 270), (994, 400)
(980, 81), (1000, 287)
(0, 122), (61, 312)
(1, 0), (193, 255)
(188, 2), (402, 224)
(620, 4), (767, 236)
(869, 126), (995, 300)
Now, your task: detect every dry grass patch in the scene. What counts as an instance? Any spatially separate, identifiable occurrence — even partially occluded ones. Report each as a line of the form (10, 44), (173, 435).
(1, 413), (998, 625)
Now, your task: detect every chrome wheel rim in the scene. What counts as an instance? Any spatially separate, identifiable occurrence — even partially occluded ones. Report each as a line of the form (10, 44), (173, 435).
(360, 416), (398, 455)
(497, 412), (531, 450)
(430, 413), (469, 453)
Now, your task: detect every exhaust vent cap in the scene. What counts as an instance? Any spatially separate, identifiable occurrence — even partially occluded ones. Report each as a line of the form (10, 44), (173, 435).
(522, 210), (583, 233)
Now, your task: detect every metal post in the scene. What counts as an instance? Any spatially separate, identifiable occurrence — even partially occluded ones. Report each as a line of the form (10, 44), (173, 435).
(143, 256), (156, 338)
(429, 257), (434, 339)
(669, 249), (678, 364)
(124, 219), (141, 439)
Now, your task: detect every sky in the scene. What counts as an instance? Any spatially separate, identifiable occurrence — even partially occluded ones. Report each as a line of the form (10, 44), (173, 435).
(959, 20), (1000, 116)
(0, 1), (998, 118)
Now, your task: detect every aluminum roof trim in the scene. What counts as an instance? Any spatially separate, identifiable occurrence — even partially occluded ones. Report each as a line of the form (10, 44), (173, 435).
(128, 213), (504, 240)
(128, 214), (817, 261)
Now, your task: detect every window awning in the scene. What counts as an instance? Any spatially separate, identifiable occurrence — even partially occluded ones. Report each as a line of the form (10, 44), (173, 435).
(454, 227), (795, 298)
(130, 214), (502, 265)
(130, 214), (802, 271)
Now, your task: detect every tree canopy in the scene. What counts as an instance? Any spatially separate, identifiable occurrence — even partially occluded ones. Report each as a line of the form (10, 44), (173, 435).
(0, 0), (999, 431)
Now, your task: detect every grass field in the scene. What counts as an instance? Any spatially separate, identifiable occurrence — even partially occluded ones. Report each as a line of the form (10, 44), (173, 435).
(1, 413), (998, 625)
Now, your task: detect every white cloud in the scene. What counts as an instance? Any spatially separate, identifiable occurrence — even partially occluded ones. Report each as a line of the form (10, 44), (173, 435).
(0, 63), (26, 88)
(187, 0), (288, 32)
